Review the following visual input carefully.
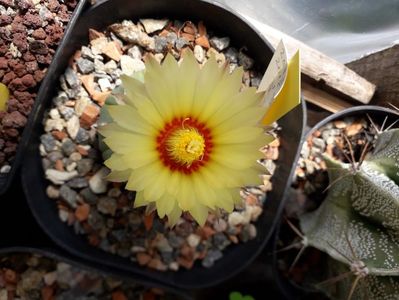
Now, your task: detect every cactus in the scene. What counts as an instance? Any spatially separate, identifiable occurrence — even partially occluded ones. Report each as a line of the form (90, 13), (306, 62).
(299, 128), (399, 299)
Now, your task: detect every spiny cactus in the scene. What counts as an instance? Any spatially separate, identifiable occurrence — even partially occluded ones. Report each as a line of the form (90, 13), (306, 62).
(299, 128), (399, 299)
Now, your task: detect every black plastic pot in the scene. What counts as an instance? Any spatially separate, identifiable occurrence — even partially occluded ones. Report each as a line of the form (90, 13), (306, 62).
(0, 0), (88, 195)
(22, 0), (306, 289)
(0, 181), (190, 300)
(273, 105), (399, 300)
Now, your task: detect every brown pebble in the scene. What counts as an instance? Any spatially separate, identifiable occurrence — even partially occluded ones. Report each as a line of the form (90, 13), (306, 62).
(112, 291), (128, 300)
(92, 91), (110, 106)
(21, 74), (36, 88)
(80, 74), (95, 96)
(88, 234), (100, 246)
(177, 257), (194, 269)
(88, 28), (105, 41)
(32, 28), (47, 40)
(55, 160), (64, 171)
(102, 41), (122, 61)
(75, 203), (90, 222)
(41, 286), (54, 300)
(3, 72), (16, 85)
(76, 145), (88, 156)
(198, 21), (207, 36)
(80, 104), (100, 128)
(148, 258), (167, 271)
(180, 32), (195, 42)
(136, 252), (152, 266)
(52, 130), (67, 140)
(3, 269), (17, 284)
(345, 123), (362, 137)
(195, 36), (210, 49)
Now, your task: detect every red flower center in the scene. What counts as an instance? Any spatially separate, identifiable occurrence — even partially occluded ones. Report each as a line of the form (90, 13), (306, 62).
(156, 117), (212, 174)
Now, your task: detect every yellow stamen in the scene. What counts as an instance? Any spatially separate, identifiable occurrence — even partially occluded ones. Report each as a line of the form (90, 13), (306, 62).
(166, 127), (205, 166)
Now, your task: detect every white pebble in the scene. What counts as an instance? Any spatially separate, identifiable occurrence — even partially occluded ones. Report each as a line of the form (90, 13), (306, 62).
(140, 18), (168, 34)
(66, 115), (80, 139)
(194, 45), (205, 63)
(98, 77), (112, 92)
(46, 169), (78, 185)
(89, 167), (109, 194)
(187, 233), (201, 248)
(120, 55), (145, 75)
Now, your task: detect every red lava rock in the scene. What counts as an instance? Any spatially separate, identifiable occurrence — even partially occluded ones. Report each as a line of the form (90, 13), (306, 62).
(3, 72), (16, 85)
(0, 15), (12, 26)
(36, 54), (52, 65)
(47, 0), (60, 12)
(13, 63), (27, 77)
(16, 0), (33, 11)
(13, 91), (32, 102)
(0, 57), (8, 69)
(4, 129), (19, 138)
(22, 51), (36, 62)
(6, 98), (19, 112)
(29, 40), (48, 55)
(32, 28), (47, 40)
(45, 23), (64, 46)
(0, 44), (8, 55)
(21, 74), (36, 88)
(26, 60), (38, 73)
(13, 32), (28, 52)
(0, 0), (14, 7)
(23, 12), (42, 28)
(2, 111), (27, 128)
(33, 69), (46, 82)
(9, 78), (26, 92)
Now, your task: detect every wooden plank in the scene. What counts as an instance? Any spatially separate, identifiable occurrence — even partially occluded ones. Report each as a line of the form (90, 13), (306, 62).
(302, 81), (352, 113)
(346, 44), (399, 108)
(245, 16), (376, 104)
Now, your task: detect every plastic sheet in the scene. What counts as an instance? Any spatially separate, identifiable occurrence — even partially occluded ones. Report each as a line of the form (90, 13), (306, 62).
(216, 0), (399, 62)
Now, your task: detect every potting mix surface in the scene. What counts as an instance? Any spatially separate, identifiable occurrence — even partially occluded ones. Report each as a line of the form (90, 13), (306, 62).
(39, 19), (280, 272)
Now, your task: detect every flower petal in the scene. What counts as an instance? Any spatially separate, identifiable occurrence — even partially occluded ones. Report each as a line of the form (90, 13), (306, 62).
(213, 127), (264, 144)
(122, 149), (158, 169)
(167, 201), (182, 227)
(103, 132), (155, 154)
(126, 161), (162, 191)
(104, 153), (127, 171)
(156, 193), (175, 218)
(105, 170), (131, 182)
(189, 200), (209, 226)
(134, 191), (151, 208)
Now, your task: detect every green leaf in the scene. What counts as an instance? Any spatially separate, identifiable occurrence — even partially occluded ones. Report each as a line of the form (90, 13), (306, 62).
(229, 291), (255, 300)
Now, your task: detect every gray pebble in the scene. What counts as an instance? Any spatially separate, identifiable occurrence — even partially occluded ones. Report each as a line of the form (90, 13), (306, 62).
(154, 36), (168, 52)
(202, 249), (223, 268)
(46, 185), (60, 199)
(64, 67), (80, 89)
(40, 133), (56, 152)
(127, 45), (142, 59)
(67, 177), (89, 189)
(312, 137), (326, 150)
(77, 158), (93, 176)
(175, 38), (189, 50)
(58, 105), (75, 120)
(166, 32), (177, 46)
(80, 187), (98, 204)
(59, 210), (69, 222)
(59, 185), (78, 208)
(168, 234), (185, 249)
(250, 76), (262, 88)
(76, 58), (95, 74)
(80, 46), (94, 60)
(62, 139), (76, 156)
(224, 47), (238, 63)
(88, 211), (104, 230)
(97, 196), (117, 215)
(75, 128), (90, 144)
(155, 235), (173, 253)
(212, 233), (230, 250)
(52, 92), (68, 106)
(210, 36), (230, 51)
(238, 51), (254, 70)
(42, 158), (51, 170)
(108, 187), (121, 198)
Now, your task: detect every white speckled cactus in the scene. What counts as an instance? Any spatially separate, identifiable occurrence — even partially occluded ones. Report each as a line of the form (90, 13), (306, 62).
(299, 128), (399, 299)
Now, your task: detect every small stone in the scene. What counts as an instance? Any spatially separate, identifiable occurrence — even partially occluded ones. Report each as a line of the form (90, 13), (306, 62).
(77, 158), (94, 176)
(120, 55), (145, 75)
(127, 45), (142, 59)
(59, 209), (69, 222)
(75, 128), (90, 143)
(58, 105), (75, 120)
(345, 122), (363, 136)
(210, 36), (230, 51)
(46, 185), (60, 199)
(80, 187), (98, 204)
(175, 37), (189, 50)
(43, 272), (57, 286)
(76, 58), (95, 74)
(108, 187), (121, 198)
(228, 212), (246, 227)
(202, 249), (223, 268)
(195, 35), (210, 49)
(104, 60), (117, 74)
(194, 45), (205, 63)
(45, 169), (78, 184)
(67, 177), (88, 188)
(75, 203), (90, 221)
(102, 41), (122, 61)
(59, 185), (78, 207)
(80, 46), (94, 60)
(89, 167), (109, 193)
(98, 77), (112, 92)
(20, 270), (44, 290)
(154, 36), (168, 52)
(187, 233), (201, 248)
(40, 133), (57, 152)
(97, 196), (117, 215)
(80, 104), (100, 127)
(213, 219), (227, 232)
(140, 18), (168, 34)
(61, 138), (76, 156)
(169, 262), (179, 271)
(155, 234), (173, 252)
(66, 115), (80, 139)
(312, 137), (326, 150)
(90, 37), (108, 55)
(81, 75), (96, 96)
(136, 252), (151, 266)
(64, 67), (80, 89)
(238, 51), (254, 70)
(224, 47), (239, 63)
(334, 120), (346, 129)
(109, 21), (155, 50)
(0, 165), (10, 173)
(148, 258), (167, 271)
(74, 97), (91, 116)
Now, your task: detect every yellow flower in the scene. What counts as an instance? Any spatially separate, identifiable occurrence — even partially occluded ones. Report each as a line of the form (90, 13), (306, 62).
(99, 51), (273, 225)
